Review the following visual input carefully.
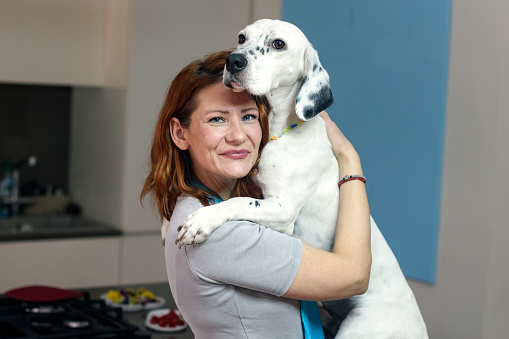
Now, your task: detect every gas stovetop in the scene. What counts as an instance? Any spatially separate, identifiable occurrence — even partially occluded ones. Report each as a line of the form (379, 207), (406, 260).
(0, 292), (150, 339)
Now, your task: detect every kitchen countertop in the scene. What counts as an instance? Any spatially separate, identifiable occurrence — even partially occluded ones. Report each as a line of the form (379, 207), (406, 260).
(0, 215), (122, 242)
(85, 282), (194, 339)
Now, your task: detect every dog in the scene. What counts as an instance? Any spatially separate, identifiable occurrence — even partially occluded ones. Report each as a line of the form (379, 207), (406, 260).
(168, 19), (428, 339)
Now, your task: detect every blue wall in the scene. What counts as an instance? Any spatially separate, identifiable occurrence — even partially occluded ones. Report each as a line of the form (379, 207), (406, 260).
(283, 0), (451, 283)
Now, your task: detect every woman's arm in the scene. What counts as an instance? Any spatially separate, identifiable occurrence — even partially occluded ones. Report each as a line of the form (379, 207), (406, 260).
(283, 112), (372, 301)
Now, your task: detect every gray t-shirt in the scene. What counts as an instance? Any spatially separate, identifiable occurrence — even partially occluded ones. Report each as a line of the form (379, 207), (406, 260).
(164, 195), (304, 338)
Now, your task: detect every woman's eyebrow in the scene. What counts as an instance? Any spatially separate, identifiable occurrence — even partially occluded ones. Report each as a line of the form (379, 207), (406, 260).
(241, 107), (259, 113)
(204, 109), (229, 114)
(204, 107), (257, 114)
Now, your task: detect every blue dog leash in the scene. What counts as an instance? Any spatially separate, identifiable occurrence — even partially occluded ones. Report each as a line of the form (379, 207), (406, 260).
(300, 300), (325, 339)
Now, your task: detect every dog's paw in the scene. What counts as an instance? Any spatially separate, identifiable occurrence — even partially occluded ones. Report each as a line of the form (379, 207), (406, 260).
(175, 207), (225, 248)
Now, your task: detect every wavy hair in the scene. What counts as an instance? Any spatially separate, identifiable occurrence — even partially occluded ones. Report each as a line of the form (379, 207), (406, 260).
(141, 50), (270, 222)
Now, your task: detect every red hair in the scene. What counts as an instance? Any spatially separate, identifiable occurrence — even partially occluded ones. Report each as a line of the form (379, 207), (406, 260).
(141, 50), (269, 221)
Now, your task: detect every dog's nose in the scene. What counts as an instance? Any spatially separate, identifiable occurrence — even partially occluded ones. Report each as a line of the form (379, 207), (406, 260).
(225, 54), (247, 74)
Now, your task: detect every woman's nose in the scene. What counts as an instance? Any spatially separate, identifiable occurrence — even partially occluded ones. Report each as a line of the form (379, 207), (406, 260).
(226, 120), (247, 143)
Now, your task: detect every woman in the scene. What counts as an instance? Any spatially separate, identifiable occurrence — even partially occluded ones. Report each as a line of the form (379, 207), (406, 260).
(141, 50), (371, 338)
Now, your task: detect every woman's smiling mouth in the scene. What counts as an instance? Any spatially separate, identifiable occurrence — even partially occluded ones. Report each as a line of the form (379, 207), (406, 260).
(221, 149), (249, 159)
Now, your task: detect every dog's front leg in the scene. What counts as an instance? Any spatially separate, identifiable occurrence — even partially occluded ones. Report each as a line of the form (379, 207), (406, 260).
(175, 196), (298, 247)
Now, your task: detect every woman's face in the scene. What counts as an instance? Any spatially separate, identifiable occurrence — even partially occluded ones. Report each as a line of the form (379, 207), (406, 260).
(171, 82), (262, 194)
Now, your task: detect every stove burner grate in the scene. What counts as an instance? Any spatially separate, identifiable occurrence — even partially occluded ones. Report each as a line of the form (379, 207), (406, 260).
(0, 292), (150, 339)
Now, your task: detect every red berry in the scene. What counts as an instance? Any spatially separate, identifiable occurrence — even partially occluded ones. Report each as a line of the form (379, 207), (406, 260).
(169, 316), (178, 327)
(159, 317), (168, 327)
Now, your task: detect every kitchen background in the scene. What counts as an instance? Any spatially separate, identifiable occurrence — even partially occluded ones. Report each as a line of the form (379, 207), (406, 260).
(0, 1), (508, 339)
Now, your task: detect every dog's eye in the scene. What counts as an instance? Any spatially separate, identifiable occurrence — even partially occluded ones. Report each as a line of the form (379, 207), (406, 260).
(238, 34), (246, 44)
(272, 39), (285, 50)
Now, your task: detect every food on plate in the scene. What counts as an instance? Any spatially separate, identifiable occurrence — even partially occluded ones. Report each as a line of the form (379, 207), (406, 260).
(105, 287), (157, 306)
(150, 309), (185, 328)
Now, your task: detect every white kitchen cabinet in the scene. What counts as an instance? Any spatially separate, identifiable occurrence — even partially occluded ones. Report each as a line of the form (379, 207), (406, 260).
(120, 233), (167, 285)
(0, 0), (129, 87)
(0, 237), (121, 292)
(0, 232), (168, 293)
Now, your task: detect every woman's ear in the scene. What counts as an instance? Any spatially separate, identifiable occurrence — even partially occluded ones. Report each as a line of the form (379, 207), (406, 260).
(170, 117), (190, 150)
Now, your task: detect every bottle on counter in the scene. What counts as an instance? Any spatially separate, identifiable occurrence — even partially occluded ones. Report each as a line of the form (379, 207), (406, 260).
(0, 160), (13, 218)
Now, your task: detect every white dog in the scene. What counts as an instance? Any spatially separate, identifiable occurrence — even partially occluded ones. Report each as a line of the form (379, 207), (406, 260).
(168, 19), (428, 339)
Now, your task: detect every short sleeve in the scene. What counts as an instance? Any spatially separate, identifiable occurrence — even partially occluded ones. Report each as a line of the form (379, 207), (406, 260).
(184, 220), (303, 297)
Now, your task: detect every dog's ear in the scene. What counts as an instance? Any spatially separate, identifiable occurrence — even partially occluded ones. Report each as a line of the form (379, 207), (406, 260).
(295, 46), (333, 121)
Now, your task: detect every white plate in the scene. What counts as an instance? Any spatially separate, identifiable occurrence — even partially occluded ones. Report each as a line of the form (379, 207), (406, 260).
(100, 293), (166, 312)
(145, 308), (188, 333)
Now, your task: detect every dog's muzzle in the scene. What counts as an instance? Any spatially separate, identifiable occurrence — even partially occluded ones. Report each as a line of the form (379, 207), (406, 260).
(224, 53), (248, 92)
(225, 53), (247, 74)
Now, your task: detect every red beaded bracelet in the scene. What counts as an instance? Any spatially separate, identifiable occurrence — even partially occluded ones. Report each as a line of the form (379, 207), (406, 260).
(338, 175), (366, 188)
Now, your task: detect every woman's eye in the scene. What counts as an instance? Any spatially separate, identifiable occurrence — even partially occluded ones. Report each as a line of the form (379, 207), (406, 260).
(209, 117), (225, 123)
(272, 39), (285, 50)
(242, 114), (258, 121)
(238, 34), (246, 44)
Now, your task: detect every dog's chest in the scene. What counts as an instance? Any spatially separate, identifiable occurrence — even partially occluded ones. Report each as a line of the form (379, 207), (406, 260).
(257, 118), (339, 250)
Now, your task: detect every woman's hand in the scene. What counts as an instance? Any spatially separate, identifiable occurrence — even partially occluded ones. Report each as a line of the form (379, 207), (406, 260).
(319, 112), (362, 178)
